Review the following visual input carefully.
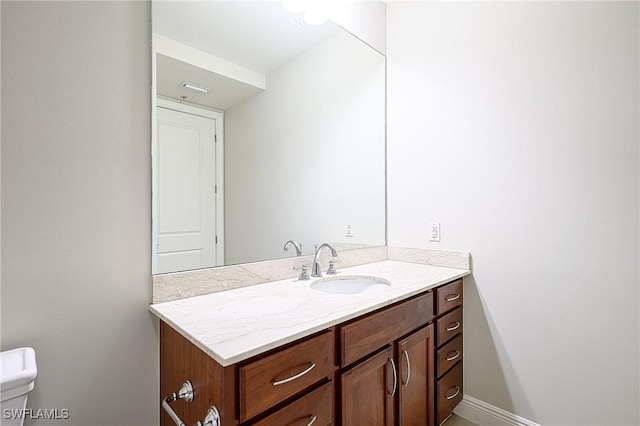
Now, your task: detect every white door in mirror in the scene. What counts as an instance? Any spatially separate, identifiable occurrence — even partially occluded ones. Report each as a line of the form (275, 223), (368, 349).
(154, 107), (217, 273)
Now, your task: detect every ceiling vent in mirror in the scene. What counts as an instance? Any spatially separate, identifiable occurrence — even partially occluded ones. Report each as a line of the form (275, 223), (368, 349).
(282, 0), (353, 26)
(179, 81), (209, 95)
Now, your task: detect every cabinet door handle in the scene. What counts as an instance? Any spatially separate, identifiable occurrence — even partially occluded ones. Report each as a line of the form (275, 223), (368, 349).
(306, 415), (317, 426)
(446, 322), (461, 332)
(446, 350), (461, 362)
(445, 386), (461, 400)
(388, 358), (398, 396)
(445, 294), (460, 302)
(402, 350), (411, 387)
(271, 362), (315, 386)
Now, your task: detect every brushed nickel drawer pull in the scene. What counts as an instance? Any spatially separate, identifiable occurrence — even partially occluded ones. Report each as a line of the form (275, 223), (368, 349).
(446, 386), (461, 400)
(271, 362), (315, 386)
(446, 350), (461, 362)
(446, 322), (461, 332)
(306, 415), (317, 426)
(402, 350), (411, 387)
(388, 358), (398, 396)
(445, 294), (460, 302)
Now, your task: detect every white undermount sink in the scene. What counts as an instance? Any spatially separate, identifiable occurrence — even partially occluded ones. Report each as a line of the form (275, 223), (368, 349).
(311, 275), (391, 294)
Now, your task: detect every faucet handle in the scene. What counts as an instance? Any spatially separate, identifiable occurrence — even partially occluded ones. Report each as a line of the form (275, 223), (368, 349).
(293, 264), (310, 281)
(326, 260), (341, 275)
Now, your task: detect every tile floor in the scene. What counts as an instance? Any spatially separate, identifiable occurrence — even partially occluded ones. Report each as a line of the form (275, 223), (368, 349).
(443, 413), (480, 426)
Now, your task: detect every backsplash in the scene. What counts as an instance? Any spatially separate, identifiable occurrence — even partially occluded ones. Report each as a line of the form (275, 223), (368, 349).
(152, 246), (388, 303)
(387, 247), (471, 270)
(152, 246), (470, 303)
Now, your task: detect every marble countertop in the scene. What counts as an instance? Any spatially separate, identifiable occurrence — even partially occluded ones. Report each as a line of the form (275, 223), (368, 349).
(149, 260), (471, 367)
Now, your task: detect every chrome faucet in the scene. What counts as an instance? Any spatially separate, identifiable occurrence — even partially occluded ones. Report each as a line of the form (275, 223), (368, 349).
(283, 240), (302, 256)
(311, 243), (338, 277)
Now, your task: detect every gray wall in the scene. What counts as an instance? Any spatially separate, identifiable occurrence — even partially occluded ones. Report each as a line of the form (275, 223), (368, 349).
(387, 2), (639, 425)
(3, 2), (639, 426)
(1, 2), (157, 425)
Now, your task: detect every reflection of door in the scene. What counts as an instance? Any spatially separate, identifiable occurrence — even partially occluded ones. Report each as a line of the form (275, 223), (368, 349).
(154, 104), (221, 273)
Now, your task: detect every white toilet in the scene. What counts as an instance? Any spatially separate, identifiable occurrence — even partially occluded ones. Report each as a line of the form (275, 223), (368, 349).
(0, 347), (37, 426)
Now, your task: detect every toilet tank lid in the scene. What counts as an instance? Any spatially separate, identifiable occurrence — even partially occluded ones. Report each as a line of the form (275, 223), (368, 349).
(0, 347), (37, 391)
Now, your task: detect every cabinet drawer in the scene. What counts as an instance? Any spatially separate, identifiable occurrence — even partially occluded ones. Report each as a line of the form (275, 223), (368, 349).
(340, 292), (434, 367)
(435, 279), (463, 316)
(239, 330), (334, 422)
(252, 381), (333, 426)
(436, 363), (463, 426)
(436, 307), (463, 347)
(436, 334), (462, 378)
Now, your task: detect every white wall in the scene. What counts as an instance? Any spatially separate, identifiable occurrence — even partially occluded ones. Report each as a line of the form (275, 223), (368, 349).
(331, 0), (387, 55)
(225, 31), (386, 264)
(1, 2), (157, 425)
(387, 2), (639, 425)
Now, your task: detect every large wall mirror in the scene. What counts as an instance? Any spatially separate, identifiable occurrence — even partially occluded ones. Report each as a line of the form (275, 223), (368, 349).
(152, 1), (386, 275)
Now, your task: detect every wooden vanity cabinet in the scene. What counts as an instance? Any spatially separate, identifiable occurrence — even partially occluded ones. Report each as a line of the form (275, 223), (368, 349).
(160, 321), (236, 426)
(434, 279), (464, 425)
(159, 277), (465, 426)
(340, 332), (437, 426)
(160, 323), (334, 426)
(338, 292), (435, 426)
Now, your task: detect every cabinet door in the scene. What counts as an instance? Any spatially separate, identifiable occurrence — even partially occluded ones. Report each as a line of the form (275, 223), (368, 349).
(397, 325), (435, 426)
(341, 346), (395, 426)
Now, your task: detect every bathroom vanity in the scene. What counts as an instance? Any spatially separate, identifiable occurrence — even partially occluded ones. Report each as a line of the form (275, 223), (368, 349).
(151, 260), (468, 426)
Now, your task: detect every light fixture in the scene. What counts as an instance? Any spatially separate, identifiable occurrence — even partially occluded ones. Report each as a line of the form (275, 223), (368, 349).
(179, 81), (209, 95)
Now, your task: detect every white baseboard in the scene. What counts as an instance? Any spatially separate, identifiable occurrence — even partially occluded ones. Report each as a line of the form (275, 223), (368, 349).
(453, 395), (541, 426)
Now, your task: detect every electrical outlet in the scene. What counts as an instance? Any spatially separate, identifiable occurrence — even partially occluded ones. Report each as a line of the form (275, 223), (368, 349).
(345, 222), (354, 237)
(429, 222), (440, 242)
